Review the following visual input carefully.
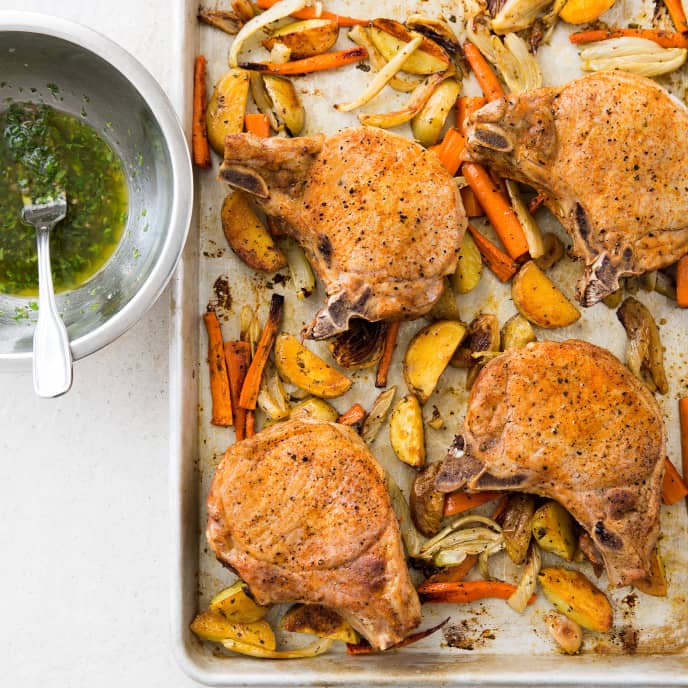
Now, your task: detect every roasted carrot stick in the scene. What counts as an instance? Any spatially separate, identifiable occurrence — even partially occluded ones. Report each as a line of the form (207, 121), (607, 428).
(443, 490), (502, 517)
(680, 398), (688, 511)
(437, 128), (467, 176)
(663, 456), (688, 505)
(346, 618), (449, 654)
(463, 163), (530, 261)
(244, 112), (270, 137)
(192, 55), (211, 168)
(569, 28), (688, 48)
(676, 255), (688, 307)
(467, 224), (519, 282)
(456, 95), (487, 133)
(203, 310), (233, 426)
(463, 42), (505, 102)
(225, 340), (251, 441)
(239, 47), (368, 75)
(421, 556), (479, 585)
(375, 320), (401, 388)
(664, 0), (688, 33)
(239, 294), (285, 410)
(255, 0), (370, 25)
(418, 580), (536, 604)
(461, 187), (484, 217)
(490, 494), (510, 523)
(245, 410), (256, 438)
(337, 403), (366, 426)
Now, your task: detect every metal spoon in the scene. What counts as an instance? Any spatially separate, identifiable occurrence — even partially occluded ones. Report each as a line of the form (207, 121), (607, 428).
(21, 194), (73, 398)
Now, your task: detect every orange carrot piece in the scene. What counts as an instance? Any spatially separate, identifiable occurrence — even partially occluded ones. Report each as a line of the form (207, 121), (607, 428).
(664, 0), (688, 33)
(225, 340), (251, 441)
(245, 410), (256, 438)
(463, 163), (529, 260)
(443, 490), (502, 517)
(203, 311), (233, 426)
(437, 128), (467, 176)
(461, 187), (484, 217)
(346, 618), (449, 654)
(239, 47), (368, 75)
(569, 28), (688, 48)
(490, 494), (510, 522)
(422, 555), (479, 585)
(375, 320), (401, 388)
(244, 112), (270, 137)
(456, 95), (487, 134)
(192, 55), (211, 168)
(662, 456), (688, 505)
(239, 294), (285, 410)
(418, 580), (536, 604)
(463, 42), (505, 101)
(337, 403), (367, 426)
(680, 398), (688, 511)
(255, 0), (369, 25)
(467, 224), (519, 282)
(676, 255), (688, 307)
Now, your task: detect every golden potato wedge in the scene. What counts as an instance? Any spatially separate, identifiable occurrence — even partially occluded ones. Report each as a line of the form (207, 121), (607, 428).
(501, 313), (536, 351)
(512, 261), (581, 329)
(404, 320), (466, 404)
(539, 567), (613, 632)
(262, 75), (305, 136)
(191, 610), (276, 649)
(280, 604), (360, 643)
(427, 278), (461, 321)
(369, 19), (450, 74)
(545, 612), (583, 655)
(502, 493), (536, 565)
(206, 68), (249, 155)
(410, 461), (445, 536)
(263, 19), (339, 59)
(389, 394), (425, 468)
(535, 232), (565, 271)
(532, 501), (577, 561)
(221, 192), (287, 273)
(209, 580), (268, 623)
(411, 78), (461, 147)
(634, 547), (667, 597)
(289, 397), (339, 422)
(275, 334), (352, 398)
(560, 0), (616, 25)
(452, 233), (483, 295)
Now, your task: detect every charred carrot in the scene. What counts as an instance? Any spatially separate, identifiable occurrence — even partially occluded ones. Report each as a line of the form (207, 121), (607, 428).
(443, 490), (502, 517)
(676, 255), (688, 307)
(244, 112), (270, 137)
(569, 28), (688, 48)
(664, 0), (688, 33)
(245, 410), (256, 438)
(239, 294), (285, 410)
(255, 0), (369, 25)
(461, 187), (484, 217)
(419, 580), (536, 604)
(680, 398), (688, 511)
(337, 403), (366, 426)
(192, 55), (212, 168)
(239, 47), (368, 75)
(203, 310), (233, 426)
(463, 42), (505, 101)
(456, 95), (487, 133)
(375, 320), (401, 388)
(346, 618), (449, 654)
(463, 164), (529, 261)
(224, 340), (251, 441)
(467, 224), (519, 282)
(663, 456), (688, 505)
(490, 494), (510, 522)
(421, 556), (478, 586)
(437, 128), (467, 176)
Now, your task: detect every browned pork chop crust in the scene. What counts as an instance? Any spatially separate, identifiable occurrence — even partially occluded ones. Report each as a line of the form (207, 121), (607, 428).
(206, 419), (421, 649)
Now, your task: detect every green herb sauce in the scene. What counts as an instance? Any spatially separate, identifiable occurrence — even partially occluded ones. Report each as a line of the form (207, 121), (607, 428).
(0, 103), (128, 295)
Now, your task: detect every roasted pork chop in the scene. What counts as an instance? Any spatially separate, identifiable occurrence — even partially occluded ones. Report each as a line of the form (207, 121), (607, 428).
(464, 72), (688, 306)
(206, 418), (421, 649)
(435, 340), (665, 586)
(219, 127), (466, 338)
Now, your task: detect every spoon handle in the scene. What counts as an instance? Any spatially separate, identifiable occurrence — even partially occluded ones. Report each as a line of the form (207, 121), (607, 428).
(33, 224), (73, 398)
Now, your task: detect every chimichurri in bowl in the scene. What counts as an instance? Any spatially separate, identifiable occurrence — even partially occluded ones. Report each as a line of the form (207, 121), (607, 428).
(0, 102), (128, 295)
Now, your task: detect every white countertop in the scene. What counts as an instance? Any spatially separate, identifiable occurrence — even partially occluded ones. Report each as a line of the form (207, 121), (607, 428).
(0, 2), (199, 685)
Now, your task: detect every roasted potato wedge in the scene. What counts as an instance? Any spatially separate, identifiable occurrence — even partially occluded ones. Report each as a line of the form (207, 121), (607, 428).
(263, 19), (339, 59)
(634, 547), (667, 597)
(206, 68), (249, 155)
(289, 397), (339, 422)
(328, 319), (386, 369)
(427, 279), (461, 321)
(539, 566), (613, 632)
(535, 233), (565, 271)
(502, 493), (536, 564)
(221, 192), (287, 272)
(389, 394), (425, 468)
(452, 233), (483, 295)
(410, 461), (445, 536)
(280, 604), (360, 643)
(209, 580), (268, 623)
(501, 313), (536, 351)
(191, 611), (276, 649)
(275, 334), (352, 398)
(532, 501), (577, 561)
(369, 19), (450, 74)
(262, 75), (305, 136)
(545, 612), (583, 655)
(404, 320), (466, 404)
(560, 0), (616, 24)
(512, 261), (581, 329)
(411, 78), (461, 147)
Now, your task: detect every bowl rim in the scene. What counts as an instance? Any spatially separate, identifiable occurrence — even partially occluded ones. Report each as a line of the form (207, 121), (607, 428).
(0, 10), (193, 364)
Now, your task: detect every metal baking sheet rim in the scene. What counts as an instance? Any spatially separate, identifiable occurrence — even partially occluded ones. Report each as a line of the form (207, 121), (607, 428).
(167, 1), (688, 684)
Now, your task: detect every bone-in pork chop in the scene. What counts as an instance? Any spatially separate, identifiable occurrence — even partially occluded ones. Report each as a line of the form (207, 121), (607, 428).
(435, 340), (665, 586)
(465, 72), (688, 306)
(219, 127), (465, 338)
(206, 418), (421, 650)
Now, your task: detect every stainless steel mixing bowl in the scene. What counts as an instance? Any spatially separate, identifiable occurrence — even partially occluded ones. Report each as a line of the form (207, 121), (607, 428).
(0, 12), (192, 364)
